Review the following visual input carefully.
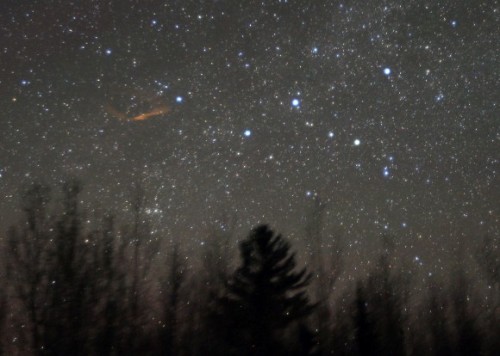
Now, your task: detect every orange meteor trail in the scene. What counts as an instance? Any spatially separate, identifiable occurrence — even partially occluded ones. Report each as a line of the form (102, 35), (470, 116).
(104, 93), (170, 122)
(128, 105), (170, 121)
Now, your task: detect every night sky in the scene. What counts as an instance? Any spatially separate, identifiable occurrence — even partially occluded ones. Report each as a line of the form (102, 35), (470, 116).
(0, 1), (498, 282)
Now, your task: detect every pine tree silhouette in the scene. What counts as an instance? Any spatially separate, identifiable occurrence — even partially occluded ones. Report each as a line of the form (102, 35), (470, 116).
(353, 282), (377, 356)
(217, 224), (315, 356)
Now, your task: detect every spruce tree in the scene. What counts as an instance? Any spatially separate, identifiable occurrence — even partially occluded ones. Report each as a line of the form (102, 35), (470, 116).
(217, 224), (315, 356)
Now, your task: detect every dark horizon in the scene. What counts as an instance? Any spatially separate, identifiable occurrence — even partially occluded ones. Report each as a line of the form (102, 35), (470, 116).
(0, 180), (498, 355)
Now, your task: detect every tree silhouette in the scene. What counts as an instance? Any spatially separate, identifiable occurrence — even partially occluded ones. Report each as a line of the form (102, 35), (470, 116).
(450, 267), (482, 356)
(122, 182), (160, 354)
(6, 183), (52, 355)
(91, 214), (127, 356)
(353, 282), (377, 356)
(475, 235), (500, 355)
(0, 283), (5, 355)
(159, 240), (185, 356)
(43, 181), (94, 355)
(6, 182), (90, 355)
(426, 284), (453, 356)
(304, 197), (343, 354)
(182, 216), (237, 356)
(6, 181), (99, 355)
(351, 238), (408, 356)
(217, 224), (315, 356)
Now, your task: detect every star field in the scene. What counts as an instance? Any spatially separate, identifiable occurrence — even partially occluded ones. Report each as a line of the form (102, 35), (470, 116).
(0, 1), (498, 282)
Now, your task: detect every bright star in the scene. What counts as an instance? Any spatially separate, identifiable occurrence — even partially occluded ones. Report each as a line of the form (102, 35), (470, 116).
(383, 67), (391, 75)
(291, 98), (300, 107)
(176, 96), (183, 103)
(243, 129), (252, 137)
(353, 139), (361, 146)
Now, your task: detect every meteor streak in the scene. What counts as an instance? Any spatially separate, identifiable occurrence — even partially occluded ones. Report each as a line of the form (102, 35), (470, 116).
(129, 105), (169, 121)
(105, 103), (170, 122)
(104, 86), (170, 122)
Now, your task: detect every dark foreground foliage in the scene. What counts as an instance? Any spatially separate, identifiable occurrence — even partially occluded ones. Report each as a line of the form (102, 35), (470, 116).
(0, 183), (498, 355)
(213, 225), (316, 356)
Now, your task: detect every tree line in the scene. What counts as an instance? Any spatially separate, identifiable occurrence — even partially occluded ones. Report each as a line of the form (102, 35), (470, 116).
(0, 181), (498, 355)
